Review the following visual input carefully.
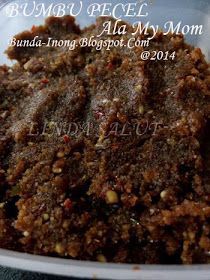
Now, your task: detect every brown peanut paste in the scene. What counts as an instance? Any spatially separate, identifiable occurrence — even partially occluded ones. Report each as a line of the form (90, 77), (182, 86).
(0, 16), (210, 264)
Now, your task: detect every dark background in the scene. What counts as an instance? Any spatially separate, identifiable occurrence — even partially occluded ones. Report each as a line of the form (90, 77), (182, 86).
(0, 266), (83, 280)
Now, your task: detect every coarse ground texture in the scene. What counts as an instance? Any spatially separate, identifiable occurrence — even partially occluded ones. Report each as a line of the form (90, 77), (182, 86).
(0, 16), (210, 264)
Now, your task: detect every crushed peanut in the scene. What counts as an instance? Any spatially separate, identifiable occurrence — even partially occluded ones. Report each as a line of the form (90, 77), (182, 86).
(43, 213), (49, 221)
(57, 151), (65, 158)
(97, 254), (107, 263)
(105, 190), (119, 204)
(52, 167), (62, 174)
(55, 243), (65, 254)
(139, 105), (144, 114)
(160, 190), (168, 199)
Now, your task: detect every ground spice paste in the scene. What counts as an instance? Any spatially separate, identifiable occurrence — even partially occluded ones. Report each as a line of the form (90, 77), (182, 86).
(0, 16), (210, 264)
